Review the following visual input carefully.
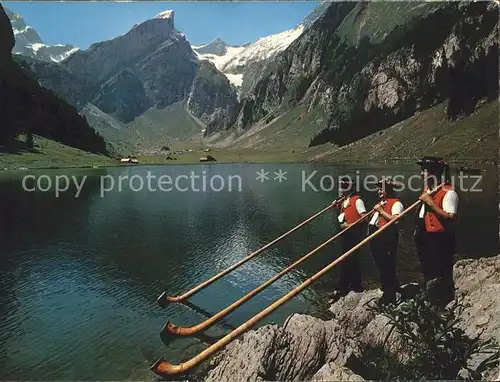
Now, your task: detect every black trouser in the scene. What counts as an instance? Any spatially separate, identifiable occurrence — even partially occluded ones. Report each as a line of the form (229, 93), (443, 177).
(338, 226), (364, 295)
(414, 222), (456, 305)
(369, 225), (399, 301)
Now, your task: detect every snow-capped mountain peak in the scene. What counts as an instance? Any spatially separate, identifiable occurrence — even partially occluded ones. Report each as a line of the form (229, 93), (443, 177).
(5, 6), (78, 63)
(155, 10), (174, 21)
(224, 24), (304, 67)
(191, 1), (329, 90)
(193, 37), (232, 56)
(193, 24), (304, 89)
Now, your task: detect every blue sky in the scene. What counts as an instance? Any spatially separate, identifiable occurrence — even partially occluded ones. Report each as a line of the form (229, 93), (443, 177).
(4, 2), (319, 49)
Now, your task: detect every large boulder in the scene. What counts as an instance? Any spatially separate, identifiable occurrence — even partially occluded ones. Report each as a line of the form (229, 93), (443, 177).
(454, 255), (500, 343)
(204, 255), (500, 380)
(312, 364), (364, 381)
(453, 255), (500, 380)
(206, 314), (342, 381)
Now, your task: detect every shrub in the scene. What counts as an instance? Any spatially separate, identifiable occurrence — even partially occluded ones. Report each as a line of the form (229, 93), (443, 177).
(356, 289), (499, 380)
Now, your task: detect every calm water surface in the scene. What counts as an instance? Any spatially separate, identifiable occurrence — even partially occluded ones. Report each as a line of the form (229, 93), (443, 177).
(0, 163), (497, 380)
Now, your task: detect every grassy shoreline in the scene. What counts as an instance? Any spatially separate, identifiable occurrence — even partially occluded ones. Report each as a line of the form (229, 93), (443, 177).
(1, 144), (496, 171)
(1, 98), (497, 171)
(1, 147), (494, 172)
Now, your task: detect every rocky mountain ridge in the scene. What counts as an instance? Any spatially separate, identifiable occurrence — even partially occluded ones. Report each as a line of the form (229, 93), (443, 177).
(14, 9), (240, 152)
(62, 10), (196, 116)
(224, 1), (498, 150)
(186, 60), (239, 134)
(5, 7), (78, 63)
(7, 2), (498, 156)
(193, 37), (233, 56)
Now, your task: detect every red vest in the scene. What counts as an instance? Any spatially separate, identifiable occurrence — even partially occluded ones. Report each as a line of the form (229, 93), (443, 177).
(341, 195), (362, 224)
(424, 185), (454, 232)
(378, 198), (400, 228)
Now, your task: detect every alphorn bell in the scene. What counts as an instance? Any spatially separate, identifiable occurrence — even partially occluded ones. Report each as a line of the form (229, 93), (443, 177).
(150, 185), (443, 376)
(156, 198), (345, 307)
(163, 208), (375, 336)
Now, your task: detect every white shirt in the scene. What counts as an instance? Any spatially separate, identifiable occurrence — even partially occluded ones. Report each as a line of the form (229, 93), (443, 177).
(369, 200), (404, 226)
(338, 197), (366, 223)
(418, 189), (458, 218)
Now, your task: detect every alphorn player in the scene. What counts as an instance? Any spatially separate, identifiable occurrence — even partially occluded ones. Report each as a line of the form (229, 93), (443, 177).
(368, 178), (404, 305)
(331, 177), (368, 301)
(415, 156), (458, 306)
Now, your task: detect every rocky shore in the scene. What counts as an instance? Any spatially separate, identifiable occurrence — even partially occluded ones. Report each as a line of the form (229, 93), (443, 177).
(203, 255), (499, 381)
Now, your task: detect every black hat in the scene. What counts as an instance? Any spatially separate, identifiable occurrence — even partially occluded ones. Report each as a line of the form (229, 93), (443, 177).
(339, 177), (355, 187)
(377, 178), (402, 190)
(417, 156), (448, 168)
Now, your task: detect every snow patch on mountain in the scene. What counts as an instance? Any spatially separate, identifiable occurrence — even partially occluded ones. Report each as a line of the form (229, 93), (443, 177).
(194, 25), (304, 88)
(196, 46), (246, 71)
(225, 73), (244, 87)
(50, 46), (80, 62)
(13, 26), (29, 35)
(31, 43), (45, 52)
(222, 25), (304, 72)
(155, 10), (174, 21)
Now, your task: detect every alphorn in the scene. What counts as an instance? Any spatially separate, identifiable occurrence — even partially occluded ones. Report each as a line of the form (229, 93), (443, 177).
(150, 185), (443, 376)
(163, 208), (374, 336)
(157, 198), (344, 307)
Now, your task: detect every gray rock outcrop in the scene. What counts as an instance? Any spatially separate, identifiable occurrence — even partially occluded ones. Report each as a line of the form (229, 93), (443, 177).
(205, 255), (500, 381)
(454, 256), (500, 380)
(92, 68), (150, 122)
(206, 314), (343, 381)
(62, 11), (199, 122)
(312, 364), (364, 381)
(14, 55), (87, 108)
(230, 1), (498, 148)
(454, 256), (500, 344)
(187, 61), (240, 134)
(193, 37), (230, 56)
(64, 14), (177, 86)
